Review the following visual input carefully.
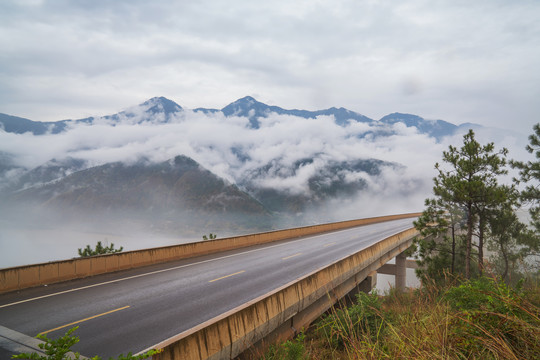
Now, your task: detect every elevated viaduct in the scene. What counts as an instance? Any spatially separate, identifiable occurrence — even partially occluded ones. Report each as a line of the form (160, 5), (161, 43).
(0, 213), (420, 359)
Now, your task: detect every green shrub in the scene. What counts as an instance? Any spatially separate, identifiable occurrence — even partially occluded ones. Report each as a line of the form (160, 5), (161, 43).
(316, 291), (385, 349)
(78, 241), (123, 257)
(12, 326), (161, 360)
(262, 332), (307, 360)
(443, 277), (540, 358)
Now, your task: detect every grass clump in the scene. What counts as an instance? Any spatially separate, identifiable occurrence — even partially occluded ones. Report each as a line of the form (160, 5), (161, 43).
(261, 332), (308, 360)
(443, 277), (539, 359)
(316, 291), (385, 351)
(259, 277), (540, 359)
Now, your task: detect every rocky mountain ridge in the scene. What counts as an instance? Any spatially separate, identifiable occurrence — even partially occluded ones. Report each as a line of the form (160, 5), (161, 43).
(0, 96), (473, 140)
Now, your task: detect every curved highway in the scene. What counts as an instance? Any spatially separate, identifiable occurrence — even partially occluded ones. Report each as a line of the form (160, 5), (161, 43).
(0, 218), (414, 358)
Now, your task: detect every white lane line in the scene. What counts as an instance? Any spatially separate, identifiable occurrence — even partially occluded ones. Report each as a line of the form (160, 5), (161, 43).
(0, 220), (414, 309)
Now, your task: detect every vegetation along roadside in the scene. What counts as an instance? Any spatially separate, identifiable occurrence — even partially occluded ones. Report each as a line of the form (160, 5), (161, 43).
(260, 125), (540, 359)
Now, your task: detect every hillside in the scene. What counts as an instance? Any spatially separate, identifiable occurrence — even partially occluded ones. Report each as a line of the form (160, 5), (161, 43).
(3, 155), (272, 234)
(240, 158), (398, 213)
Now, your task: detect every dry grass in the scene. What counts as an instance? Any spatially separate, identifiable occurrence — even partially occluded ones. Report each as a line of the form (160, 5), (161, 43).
(261, 278), (540, 360)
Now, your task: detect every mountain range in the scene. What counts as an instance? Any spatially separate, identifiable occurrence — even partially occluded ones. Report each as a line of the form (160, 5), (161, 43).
(0, 96), (479, 235)
(0, 96), (473, 140)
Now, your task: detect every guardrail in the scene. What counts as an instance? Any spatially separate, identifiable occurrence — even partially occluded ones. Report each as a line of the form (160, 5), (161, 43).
(147, 226), (418, 359)
(0, 213), (420, 294)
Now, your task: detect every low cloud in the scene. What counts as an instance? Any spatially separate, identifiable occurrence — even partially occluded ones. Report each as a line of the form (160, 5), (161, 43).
(0, 106), (533, 267)
(0, 106), (531, 216)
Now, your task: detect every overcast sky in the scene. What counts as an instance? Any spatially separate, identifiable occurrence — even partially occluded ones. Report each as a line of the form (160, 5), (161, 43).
(1, 0), (539, 134)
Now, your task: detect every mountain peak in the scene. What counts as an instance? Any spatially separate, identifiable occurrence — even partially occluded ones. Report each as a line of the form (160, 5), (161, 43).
(140, 97), (183, 115)
(379, 113), (424, 123)
(221, 96), (272, 128)
(236, 95), (257, 103)
(379, 112), (458, 140)
(223, 96), (265, 111)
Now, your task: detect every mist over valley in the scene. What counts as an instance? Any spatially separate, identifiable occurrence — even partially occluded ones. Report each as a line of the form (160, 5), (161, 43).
(0, 97), (529, 267)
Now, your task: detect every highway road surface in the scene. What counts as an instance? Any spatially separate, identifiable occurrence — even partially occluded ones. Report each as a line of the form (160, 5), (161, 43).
(0, 218), (414, 358)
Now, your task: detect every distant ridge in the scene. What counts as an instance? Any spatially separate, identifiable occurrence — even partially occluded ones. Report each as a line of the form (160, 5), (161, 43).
(216, 96), (373, 128)
(0, 96), (473, 139)
(0, 113), (68, 135)
(379, 112), (458, 139)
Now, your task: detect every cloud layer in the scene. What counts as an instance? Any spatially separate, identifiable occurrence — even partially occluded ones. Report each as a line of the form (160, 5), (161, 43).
(1, 101), (531, 222)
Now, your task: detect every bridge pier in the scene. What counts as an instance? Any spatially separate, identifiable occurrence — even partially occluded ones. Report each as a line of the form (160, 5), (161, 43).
(395, 252), (407, 291)
(358, 271), (377, 294)
(339, 271), (378, 307)
(378, 251), (417, 291)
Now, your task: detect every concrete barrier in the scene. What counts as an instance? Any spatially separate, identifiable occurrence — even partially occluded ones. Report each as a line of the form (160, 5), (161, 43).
(148, 227), (418, 359)
(0, 213), (420, 294)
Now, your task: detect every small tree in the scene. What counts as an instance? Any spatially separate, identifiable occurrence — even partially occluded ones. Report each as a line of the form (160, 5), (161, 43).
(78, 241), (123, 257)
(202, 233), (217, 241)
(414, 198), (465, 282)
(486, 193), (535, 283)
(12, 326), (161, 360)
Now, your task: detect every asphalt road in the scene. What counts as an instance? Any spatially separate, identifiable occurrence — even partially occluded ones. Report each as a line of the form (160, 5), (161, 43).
(0, 218), (414, 358)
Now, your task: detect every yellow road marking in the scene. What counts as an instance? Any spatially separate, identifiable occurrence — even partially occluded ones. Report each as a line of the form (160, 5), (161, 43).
(282, 253), (302, 260)
(323, 242), (336, 247)
(209, 270), (245, 283)
(38, 305), (130, 335)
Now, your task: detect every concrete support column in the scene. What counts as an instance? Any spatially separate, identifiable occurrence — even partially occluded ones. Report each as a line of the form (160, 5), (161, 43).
(338, 271), (378, 308)
(395, 252), (407, 291)
(358, 271), (377, 293)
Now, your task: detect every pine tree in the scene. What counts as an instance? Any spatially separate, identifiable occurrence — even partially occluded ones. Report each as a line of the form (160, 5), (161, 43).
(486, 193), (534, 283)
(511, 123), (540, 232)
(429, 130), (508, 278)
